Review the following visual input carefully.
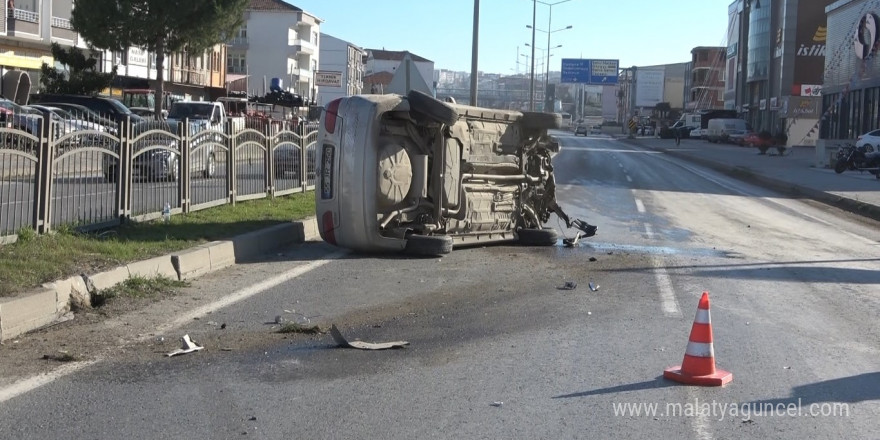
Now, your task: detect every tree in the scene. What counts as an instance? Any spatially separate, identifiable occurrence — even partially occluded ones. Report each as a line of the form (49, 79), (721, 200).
(71, 0), (248, 116)
(40, 43), (117, 95)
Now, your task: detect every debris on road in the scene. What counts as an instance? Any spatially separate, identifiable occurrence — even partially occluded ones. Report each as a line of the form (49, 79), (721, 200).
(276, 322), (325, 334)
(557, 281), (577, 290)
(490, 401), (503, 407)
(42, 351), (77, 362)
(562, 233), (582, 247)
(330, 324), (409, 350)
(589, 282), (600, 292)
(166, 334), (203, 357)
(589, 257), (597, 262)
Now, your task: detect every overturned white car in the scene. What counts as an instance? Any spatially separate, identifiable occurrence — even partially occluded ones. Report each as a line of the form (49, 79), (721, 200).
(315, 90), (595, 256)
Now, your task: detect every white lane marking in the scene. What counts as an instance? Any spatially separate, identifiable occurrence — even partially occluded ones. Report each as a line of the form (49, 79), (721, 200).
(145, 250), (348, 339)
(652, 256), (682, 318)
(0, 249), (347, 403)
(626, 175), (633, 183)
(644, 223), (654, 238)
(687, 388), (715, 440)
(635, 199), (645, 213)
(0, 360), (99, 404)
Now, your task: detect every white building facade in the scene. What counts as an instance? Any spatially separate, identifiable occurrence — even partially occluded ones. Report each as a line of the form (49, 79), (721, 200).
(316, 33), (363, 107)
(228, 0), (321, 102)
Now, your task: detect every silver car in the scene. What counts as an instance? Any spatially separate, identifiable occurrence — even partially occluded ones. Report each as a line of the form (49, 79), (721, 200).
(315, 91), (596, 256)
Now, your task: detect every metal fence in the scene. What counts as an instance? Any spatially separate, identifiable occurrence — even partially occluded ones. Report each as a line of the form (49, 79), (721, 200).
(0, 106), (318, 242)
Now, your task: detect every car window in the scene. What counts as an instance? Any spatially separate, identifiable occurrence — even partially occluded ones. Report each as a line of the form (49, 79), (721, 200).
(870, 130), (880, 136)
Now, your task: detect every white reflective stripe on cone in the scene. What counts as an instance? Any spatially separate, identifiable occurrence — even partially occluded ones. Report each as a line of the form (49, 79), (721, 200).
(693, 308), (710, 324)
(685, 341), (715, 358)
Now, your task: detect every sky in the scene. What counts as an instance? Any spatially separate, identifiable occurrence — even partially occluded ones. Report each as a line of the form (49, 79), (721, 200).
(287, 0), (731, 74)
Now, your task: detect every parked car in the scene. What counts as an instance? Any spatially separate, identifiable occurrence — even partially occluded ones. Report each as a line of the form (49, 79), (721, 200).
(574, 124), (588, 136)
(706, 118), (749, 143)
(315, 91), (596, 256)
(30, 93), (145, 125)
(855, 129), (880, 152)
(690, 128), (704, 139)
(102, 120), (216, 182)
(274, 144), (316, 180)
(36, 102), (119, 135)
(590, 125), (602, 135)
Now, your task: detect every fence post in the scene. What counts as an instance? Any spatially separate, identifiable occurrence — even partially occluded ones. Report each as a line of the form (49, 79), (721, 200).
(118, 117), (132, 222)
(179, 118), (191, 214)
(226, 121), (236, 206)
(299, 122), (308, 193)
(33, 113), (55, 234)
(266, 122), (275, 198)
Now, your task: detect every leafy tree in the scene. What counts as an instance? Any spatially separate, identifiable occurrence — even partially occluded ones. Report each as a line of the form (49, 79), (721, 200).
(71, 0), (248, 116)
(39, 43), (117, 95)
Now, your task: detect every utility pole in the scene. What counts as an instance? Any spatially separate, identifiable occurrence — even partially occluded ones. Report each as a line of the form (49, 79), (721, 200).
(470, 0), (479, 106)
(529, 0), (537, 111)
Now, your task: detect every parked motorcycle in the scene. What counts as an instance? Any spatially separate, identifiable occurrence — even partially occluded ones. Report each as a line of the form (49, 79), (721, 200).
(834, 144), (880, 178)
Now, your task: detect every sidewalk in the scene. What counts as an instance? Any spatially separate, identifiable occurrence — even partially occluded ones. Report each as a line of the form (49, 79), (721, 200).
(618, 136), (880, 223)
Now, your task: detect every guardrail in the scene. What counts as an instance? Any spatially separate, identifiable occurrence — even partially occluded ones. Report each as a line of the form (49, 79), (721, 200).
(0, 111), (318, 242)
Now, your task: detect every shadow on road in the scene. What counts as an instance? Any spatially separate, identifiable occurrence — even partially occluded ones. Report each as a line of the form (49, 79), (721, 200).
(746, 372), (880, 408)
(552, 376), (677, 399)
(606, 257), (880, 285)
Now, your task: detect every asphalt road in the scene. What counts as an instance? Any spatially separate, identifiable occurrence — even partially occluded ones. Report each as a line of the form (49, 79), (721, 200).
(1, 133), (878, 439)
(0, 162), (311, 234)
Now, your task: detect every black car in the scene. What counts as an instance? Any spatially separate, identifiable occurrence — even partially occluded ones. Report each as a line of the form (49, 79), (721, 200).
(574, 125), (588, 136)
(30, 94), (145, 125)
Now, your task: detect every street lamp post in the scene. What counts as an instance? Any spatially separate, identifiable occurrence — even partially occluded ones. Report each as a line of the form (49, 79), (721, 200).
(527, 0), (574, 112)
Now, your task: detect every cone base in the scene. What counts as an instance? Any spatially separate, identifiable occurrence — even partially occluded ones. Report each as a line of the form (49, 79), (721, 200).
(663, 366), (733, 387)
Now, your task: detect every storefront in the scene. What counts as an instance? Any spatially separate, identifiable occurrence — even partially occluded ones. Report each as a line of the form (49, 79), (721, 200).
(819, 1), (880, 166)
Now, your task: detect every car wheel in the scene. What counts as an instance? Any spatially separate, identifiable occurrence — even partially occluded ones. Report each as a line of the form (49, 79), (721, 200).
(864, 144), (874, 153)
(521, 112), (562, 130)
(406, 90), (459, 126)
(517, 227), (558, 246)
(203, 154), (216, 178)
(404, 234), (453, 257)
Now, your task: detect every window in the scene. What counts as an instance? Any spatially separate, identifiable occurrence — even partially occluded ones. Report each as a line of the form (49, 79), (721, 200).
(227, 52), (247, 74)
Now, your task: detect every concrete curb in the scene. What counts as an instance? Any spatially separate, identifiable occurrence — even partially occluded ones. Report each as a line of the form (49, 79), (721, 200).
(0, 217), (320, 342)
(623, 140), (880, 224)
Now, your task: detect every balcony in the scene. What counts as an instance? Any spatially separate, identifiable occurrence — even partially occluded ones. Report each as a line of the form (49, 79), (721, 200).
(171, 69), (208, 87)
(287, 67), (312, 83)
(288, 38), (316, 56)
(51, 17), (72, 29)
(9, 8), (39, 23)
(227, 37), (249, 49)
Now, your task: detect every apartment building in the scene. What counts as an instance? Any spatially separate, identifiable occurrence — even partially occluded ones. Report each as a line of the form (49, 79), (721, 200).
(0, 0), (78, 96)
(316, 33), (363, 107)
(228, 0), (321, 103)
(684, 47), (725, 111)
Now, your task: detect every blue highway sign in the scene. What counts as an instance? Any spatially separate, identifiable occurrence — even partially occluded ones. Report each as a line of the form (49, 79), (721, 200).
(560, 58), (619, 85)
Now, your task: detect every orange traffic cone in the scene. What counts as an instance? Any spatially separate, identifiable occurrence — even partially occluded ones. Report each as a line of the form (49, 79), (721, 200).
(664, 291), (733, 386)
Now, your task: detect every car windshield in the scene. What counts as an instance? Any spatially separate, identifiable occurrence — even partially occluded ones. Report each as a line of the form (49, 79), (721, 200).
(168, 103), (213, 119)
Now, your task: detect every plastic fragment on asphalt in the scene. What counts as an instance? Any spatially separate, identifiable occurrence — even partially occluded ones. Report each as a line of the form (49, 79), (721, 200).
(490, 401), (503, 407)
(557, 281), (577, 290)
(589, 282), (599, 292)
(166, 334), (203, 357)
(329, 324), (409, 350)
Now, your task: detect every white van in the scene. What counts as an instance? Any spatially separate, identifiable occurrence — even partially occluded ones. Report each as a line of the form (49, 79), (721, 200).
(706, 118), (749, 143)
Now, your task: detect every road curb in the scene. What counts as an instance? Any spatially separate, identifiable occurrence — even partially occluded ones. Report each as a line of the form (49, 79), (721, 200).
(0, 216), (320, 342)
(624, 139), (880, 224)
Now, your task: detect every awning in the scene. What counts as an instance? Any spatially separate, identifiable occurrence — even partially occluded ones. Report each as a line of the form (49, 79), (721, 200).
(226, 74), (249, 84)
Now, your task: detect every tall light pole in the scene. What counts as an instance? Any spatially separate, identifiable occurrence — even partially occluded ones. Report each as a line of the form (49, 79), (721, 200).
(470, 0), (479, 106)
(527, 0), (573, 112)
(529, 0), (537, 111)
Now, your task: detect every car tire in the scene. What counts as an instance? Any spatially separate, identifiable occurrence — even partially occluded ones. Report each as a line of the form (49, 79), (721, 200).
(404, 234), (453, 256)
(517, 227), (558, 246)
(521, 112), (561, 130)
(864, 144), (874, 153)
(406, 90), (459, 126)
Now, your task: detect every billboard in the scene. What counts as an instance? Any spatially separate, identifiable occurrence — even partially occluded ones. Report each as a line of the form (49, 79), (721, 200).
(792, 0), (835, 86)
(560, 58), (619, 84)
(635, 67), (665, 107)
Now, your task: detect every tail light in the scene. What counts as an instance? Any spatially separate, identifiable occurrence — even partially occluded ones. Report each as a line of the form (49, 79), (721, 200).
(324, 98), (342, 134)
(321, 210), (336, 245)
